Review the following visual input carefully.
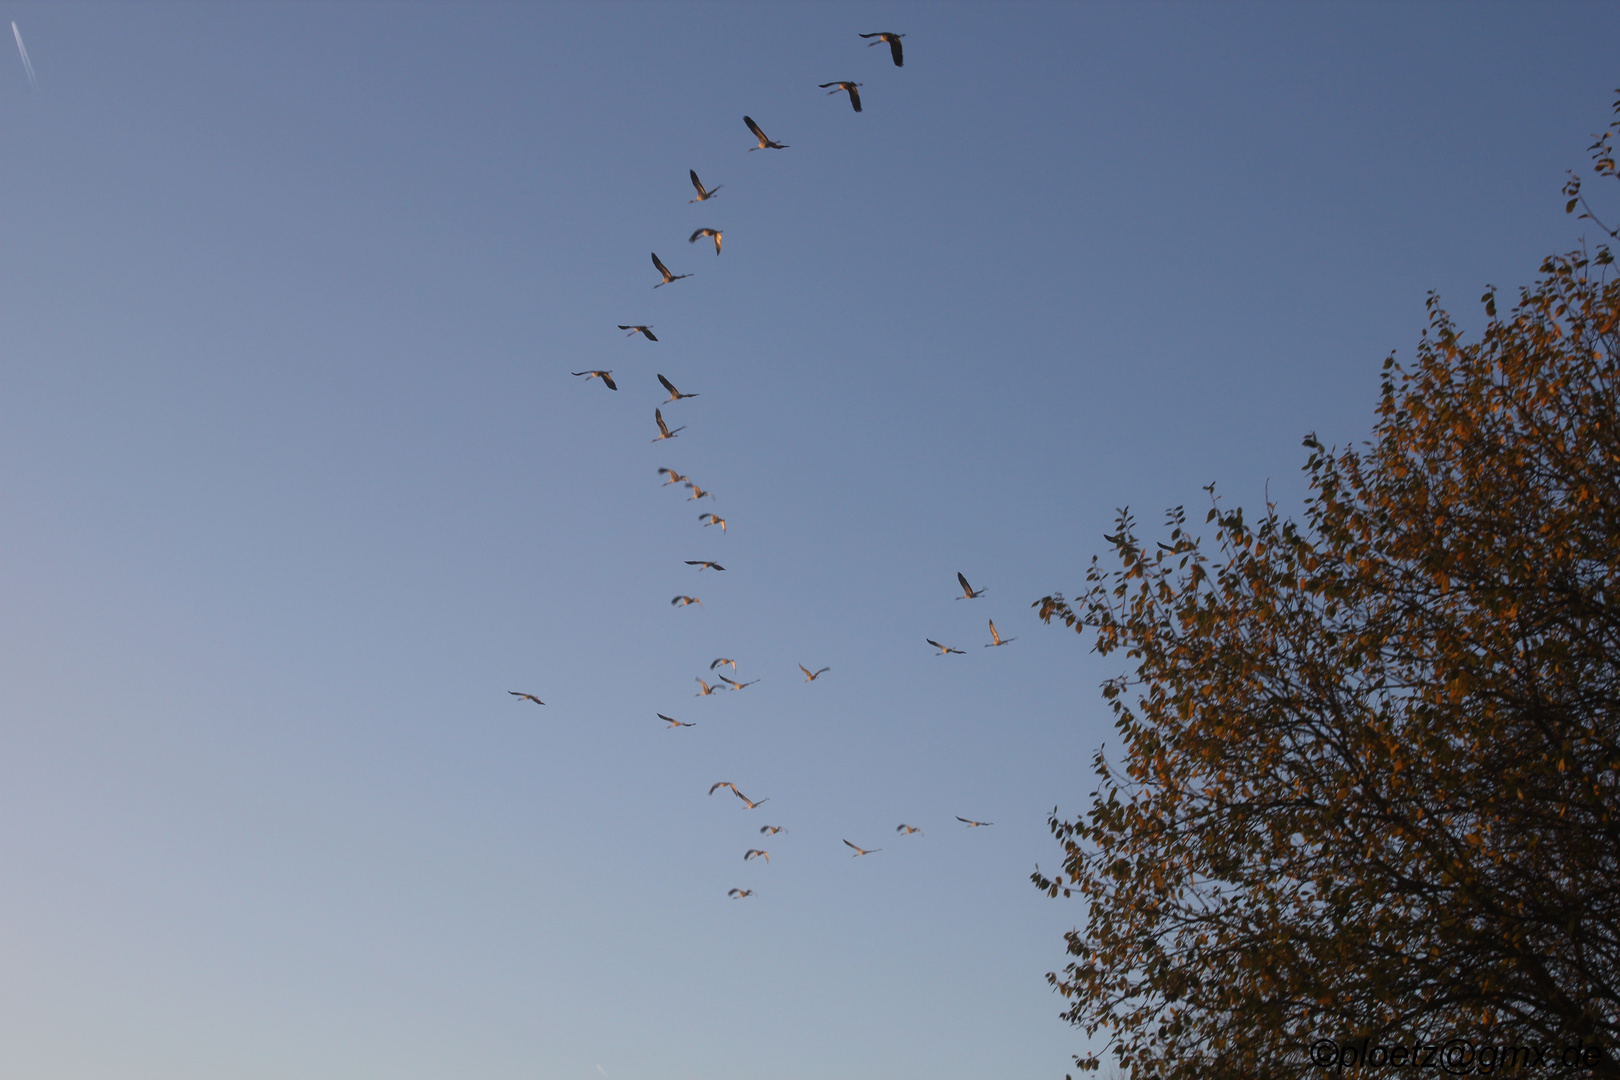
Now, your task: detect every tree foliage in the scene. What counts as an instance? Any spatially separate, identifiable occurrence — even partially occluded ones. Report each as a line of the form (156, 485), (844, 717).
(1034, 99), (1620, 1080)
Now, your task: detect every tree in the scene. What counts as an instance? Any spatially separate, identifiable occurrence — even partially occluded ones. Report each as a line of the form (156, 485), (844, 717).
(1033, 97), (1620, 1080)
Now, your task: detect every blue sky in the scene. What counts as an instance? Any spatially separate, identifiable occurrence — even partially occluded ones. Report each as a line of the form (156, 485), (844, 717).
(2, 4), (1616, 1079)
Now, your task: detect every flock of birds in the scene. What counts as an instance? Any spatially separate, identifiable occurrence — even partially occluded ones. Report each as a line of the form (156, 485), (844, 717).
(528, 29), (1019, 900)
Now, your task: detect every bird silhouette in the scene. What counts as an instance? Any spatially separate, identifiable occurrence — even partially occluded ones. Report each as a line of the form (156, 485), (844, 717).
(672, 595), (702, 608)
(711, 782), (769, 809)
(743, 849), (770, 863)
(619, 324), (657, 341)
(571, 370), (616, 390)
(695, 678), (721, 696)
(686, 483), (715, 501)
(508, 692), (545, 705)
(653, 408), (685, 442)
(685, 560), (725, 571)
(700, 512), (727, 532)
(689, 227), (723, 255)
(799, 665), (830, 682)
(956, 816), (994, 827)
(819, 81), (863, 112)
(717, 674), (758, 691)
(985, 620), (1015, 647)
(689, 169), (722, 202)
(744, 115), (788, 150)
(727, 888), (755, 898)
(759, 825), (787, 836)
(896, 824), (923, 835)
(927, 639), (966, 655)
(658, 467), (689, 486)
(651, 252), (690, 289)
(659, 713), (695, 728)
(956, 572), (986, 600)
(658, 374), (700, 402)
(859, 31), (904, 67)
(844, 840), (882, 857)
(710, 658), (737, 671)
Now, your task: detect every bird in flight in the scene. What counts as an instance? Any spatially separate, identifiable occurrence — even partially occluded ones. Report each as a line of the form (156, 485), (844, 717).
(759, 825), (786, 836)
(658, 374), (700, 402)
(672, 595), (702, 608)
(843, 840), (882, 857)
(744, 115), (788, 150)
(957, 816), (994, 828)
(653, 408), (685, 442)
(659, 713), (695, 728)
(859, 31), (904, 67)
(689, 169), (722, 202)
(695, 678), (721, 696)
(956, 572), (986, 600)
(571, 369), (617, 390)
(799, 665), (830, 682)
(508, 691), (545, 705)
(927, 639), (966, 655)
(819, 81), (863, 112)
(619, 324), (657, 341)
(711, 782), (769, 809)
(710, 657), (737, 671)
(743, 849), (770, 863)
(717, 674), (758, 691)
(686, 483), (715, 501)
(985, 620), (1015, 647)
(896, 824), (923, 835)
(701, 512), (727, 532)
(651, 252), (691, 289)
(727, 888), (755, 898)
(686, 560), (725, 571)
(658, 467), (688, 486)
(689, 228), (723, 255)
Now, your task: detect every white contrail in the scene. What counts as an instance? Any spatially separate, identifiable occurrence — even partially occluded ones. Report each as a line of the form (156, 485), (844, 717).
(12, 21), (37, 92)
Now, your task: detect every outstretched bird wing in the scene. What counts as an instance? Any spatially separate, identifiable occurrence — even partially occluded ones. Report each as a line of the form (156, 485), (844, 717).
(651, 252), (672, 277)
(744, 115), (767, 141)
(848, 84), (862, 112)
(658, 373), (680, 396)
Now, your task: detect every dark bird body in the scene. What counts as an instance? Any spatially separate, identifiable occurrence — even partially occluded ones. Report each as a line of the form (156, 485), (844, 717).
(859, 31), (904, 66)
(690, 228), (722, 255)
(658, 374), (699, 402)
(819, 81), (863, 112)
(571, 370), (617, 390)
(689, 170), (722, 202)
(956, 572), (986, 600)
(651, 252), (690, 288)
(744, 115), (788, 150)
(653, 408), (685, 441)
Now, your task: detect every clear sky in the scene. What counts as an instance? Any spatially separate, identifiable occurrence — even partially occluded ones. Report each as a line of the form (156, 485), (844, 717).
(2, 4), (1616, 1079)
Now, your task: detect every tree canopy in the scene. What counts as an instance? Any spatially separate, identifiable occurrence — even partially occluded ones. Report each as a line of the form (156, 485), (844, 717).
(1034, 98), (1620, 1080)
